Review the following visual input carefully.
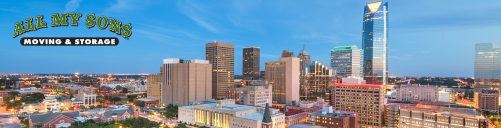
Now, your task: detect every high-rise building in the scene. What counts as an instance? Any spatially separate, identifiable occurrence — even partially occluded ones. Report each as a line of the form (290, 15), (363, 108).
(474, 43), (501, 91)
(301, 61), (335, 103)
(298, 45), (312, 102)
(282, 50), (295, 57)
(475, 90), (499, 113)
(243, 47), (260, 80)
(260, 71), (266, 79)
(265, 57), (300, 104)
(331, 46), (363, 78)
(161, 58), (212, 106)
(206, 41), (235, 99)
(147, 74), (162, 101)
(362, 1), (389, 85)
(332, 83), (385, 128)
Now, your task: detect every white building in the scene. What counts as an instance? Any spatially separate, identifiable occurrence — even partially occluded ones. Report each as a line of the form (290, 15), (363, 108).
(396, 84), (439, 102)
(42, 96), (60, 111)
(76, 93), (96, 106)
(178, 99), (286, 128)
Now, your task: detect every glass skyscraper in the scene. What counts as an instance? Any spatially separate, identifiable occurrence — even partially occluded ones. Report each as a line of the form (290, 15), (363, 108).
(331, 45), (364, 78)
(474, 43), (501, 91)
(362, 1), (388, 85)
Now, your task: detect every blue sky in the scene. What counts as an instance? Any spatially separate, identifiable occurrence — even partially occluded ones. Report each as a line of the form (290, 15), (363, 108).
(1, 0), (500, 77)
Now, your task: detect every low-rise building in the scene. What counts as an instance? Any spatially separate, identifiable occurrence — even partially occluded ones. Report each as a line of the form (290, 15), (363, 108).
(226, 80), (272, 107)
(134, 98), (159, 107)
(76, 93), (96, 106)
(385, 103), (491, 128)
(28, 111), (81, 128)
(279, 105), (308, 127)
(98, 105), (140, 122)
(307, 106), (358, 128)
(396, 84), (439, 103)
(475, 90), (499, 113)
(178, 99), (286, 128)
(42, 96), (60, 111)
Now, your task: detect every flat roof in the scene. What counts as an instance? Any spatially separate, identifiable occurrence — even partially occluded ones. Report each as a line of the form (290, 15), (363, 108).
(195, 103), (277, 112)
(135, 98), (157, 101)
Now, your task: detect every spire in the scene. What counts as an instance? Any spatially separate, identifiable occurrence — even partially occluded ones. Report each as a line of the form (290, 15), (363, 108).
(303, 44), (305, 51)
(262, 102), (272, 123)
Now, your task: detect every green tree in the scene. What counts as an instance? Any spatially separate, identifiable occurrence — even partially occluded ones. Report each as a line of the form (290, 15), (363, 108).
(132, 123), (140, 128)
(136, 102), (145, 108)
(89, 105), (96, 109)
(69, 107), (74, 110)
(80, 105), (87, 110)
(59, 109), (64, 112)
(8, 91), (20, 101)
(70, 93), (74, 99)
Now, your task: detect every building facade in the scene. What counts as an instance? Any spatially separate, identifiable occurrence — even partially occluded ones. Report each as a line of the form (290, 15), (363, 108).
(475, 90), (499, 113)
(298, 45), (312, 103)
(98, 106), (140, 122)
(28, 111), (80, 128)
(301, 61), (335, 103)
(331, 46), (363, 78)
(76, 93), (96, 106)
(147, 74), (162, 101)
(395, 84), (439, 102)
(475, 43), (501, 91)
(281, 50), (295, 57)
(161, 58), (212, 106)
(265, 57), (300, 104)
(308, 106), (359, 128)
(362, 1), (389, 85)
(178, 99), (286, 128)
(134, 98), (159, 107)
(279, 106), (308, 127)
(243, 47), (260, 80)
(206, 42), (235, 99)
(226, 80), (272, 107)
(331, 83), (385, 128)
(385, 103), (491, 128)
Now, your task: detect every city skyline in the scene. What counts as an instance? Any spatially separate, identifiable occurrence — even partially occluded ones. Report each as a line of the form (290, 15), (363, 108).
(1, 0), (501, 77)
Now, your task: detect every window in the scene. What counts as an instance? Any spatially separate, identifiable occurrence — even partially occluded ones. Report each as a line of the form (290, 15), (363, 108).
(60, 120), (65, 123)
(125, 115), (129, 119)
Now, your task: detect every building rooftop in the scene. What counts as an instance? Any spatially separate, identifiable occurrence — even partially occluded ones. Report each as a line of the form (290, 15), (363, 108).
(387, 103), (484, 120)
(135, 98), (157, 102)
(309, 110), (357, 119)
(196, 103), (277, 112)
(288, 123), (326, 128)
(276, 107), (305, 116)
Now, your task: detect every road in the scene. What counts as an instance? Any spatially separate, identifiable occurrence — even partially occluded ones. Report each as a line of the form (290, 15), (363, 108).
(139, 112), (178, 126)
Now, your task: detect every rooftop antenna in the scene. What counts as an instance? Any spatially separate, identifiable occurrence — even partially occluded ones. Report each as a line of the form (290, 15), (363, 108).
(303, 40), (306, 50)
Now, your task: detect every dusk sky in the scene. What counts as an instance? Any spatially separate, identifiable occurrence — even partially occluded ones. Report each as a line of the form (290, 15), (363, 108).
(1, 0), (500, 77)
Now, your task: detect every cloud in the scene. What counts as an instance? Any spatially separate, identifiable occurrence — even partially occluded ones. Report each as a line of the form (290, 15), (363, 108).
(102, 0), (143, 15)
(176, 0), (222, 34)
(421, 35), (446, 54)
(390, 56), (409, 61)
(261, 54), (279, 59)
(63, 0), (83, 13)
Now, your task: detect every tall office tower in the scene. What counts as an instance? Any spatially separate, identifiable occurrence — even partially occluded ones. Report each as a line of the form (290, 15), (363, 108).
(298, 45), (312, 101)
(265, 57), (300, 104)
(282, 50), (295, 57)
(332, 84), (385, 128)
(474, 43), (501, 91)
(206, 41), (235, 99)
(331, 46), (364, 78)
(242, 46), (260, 80)
(362, 1), (389, 85)
(147, 74), (162, 101)
(161, 58), (212, 106)
(260, 71), (265, 79)
(301, 61), (335, 103)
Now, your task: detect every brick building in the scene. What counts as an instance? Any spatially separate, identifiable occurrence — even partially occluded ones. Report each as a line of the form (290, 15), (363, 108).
(98, 106), (140, 122)
(28, 111), (80, 128)
(475, 90), (499, 113)
(308, 106), (358, 128)
(279, 106), (308, 127)
(133, 98), (159, 107)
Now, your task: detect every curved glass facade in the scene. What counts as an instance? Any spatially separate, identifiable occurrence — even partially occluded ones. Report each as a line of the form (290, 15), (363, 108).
(363, 1), (388, 85)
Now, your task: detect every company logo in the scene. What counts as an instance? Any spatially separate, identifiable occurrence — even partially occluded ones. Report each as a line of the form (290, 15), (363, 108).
(13, 13), (132, 46)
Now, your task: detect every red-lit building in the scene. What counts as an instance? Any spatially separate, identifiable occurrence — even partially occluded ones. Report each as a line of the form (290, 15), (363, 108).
(277, 106), (308, 127)
(133, 98), (159, 107)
